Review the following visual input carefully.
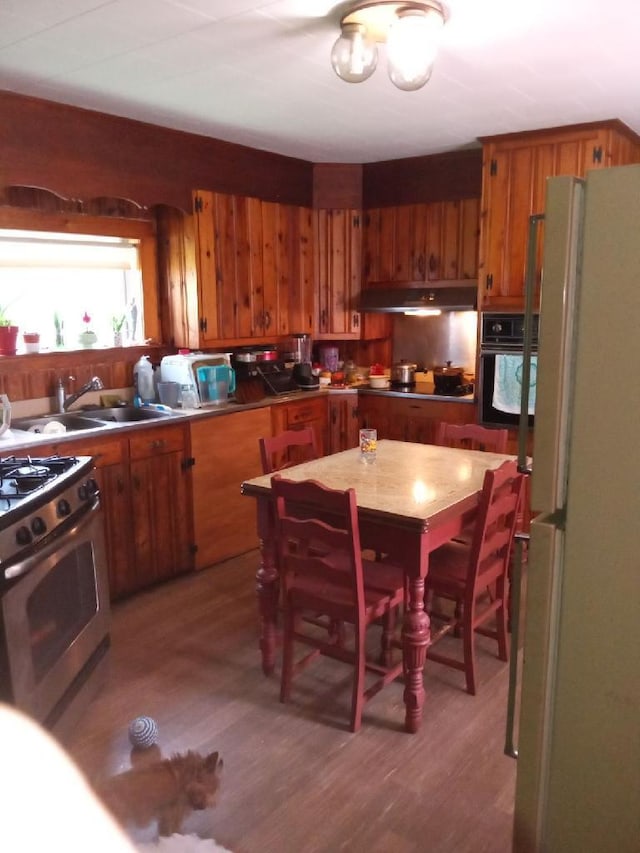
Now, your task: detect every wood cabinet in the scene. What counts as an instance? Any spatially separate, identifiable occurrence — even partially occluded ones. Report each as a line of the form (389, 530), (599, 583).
(360, 199), (479, 340)
(189, 190), (314, 347)
(127, 425), (193, 594)
(363, 199), (479, 285)
(314, 209), (362, 340)
(478, 120), (640, 309)
(271, 395), (328, 457)
(190, 407), (272, 569)
(327, 393), (359, 454)
(358, 394), (477, 445)
(35, 425), (193, 599)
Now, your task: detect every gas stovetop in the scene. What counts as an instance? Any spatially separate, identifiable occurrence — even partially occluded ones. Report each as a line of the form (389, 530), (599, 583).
(0, 454), (98, 569)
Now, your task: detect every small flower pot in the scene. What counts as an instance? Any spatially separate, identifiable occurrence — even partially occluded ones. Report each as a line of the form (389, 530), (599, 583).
(23, 332), (40, 353)
(79, 330), (98, 348)
(0, 325), (19, 356)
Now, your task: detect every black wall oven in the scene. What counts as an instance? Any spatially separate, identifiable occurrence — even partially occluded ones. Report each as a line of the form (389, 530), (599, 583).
(0, 455), (110, 737)
(479, 312), (539, 428)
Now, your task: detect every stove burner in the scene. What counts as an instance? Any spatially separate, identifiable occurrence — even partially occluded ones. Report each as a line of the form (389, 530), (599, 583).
(432, 383), (475, 397)
(0, 455), (81, 511)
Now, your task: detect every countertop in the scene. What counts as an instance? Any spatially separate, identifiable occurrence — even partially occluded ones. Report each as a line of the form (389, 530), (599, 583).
(0, 384), (475, 454)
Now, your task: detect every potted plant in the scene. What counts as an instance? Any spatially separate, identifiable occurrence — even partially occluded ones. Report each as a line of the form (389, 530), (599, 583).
(79, 311), (98, 348)
(112, 313), (126, 347)
(0, 305), (19, 356)
(53, 311), (65, 348)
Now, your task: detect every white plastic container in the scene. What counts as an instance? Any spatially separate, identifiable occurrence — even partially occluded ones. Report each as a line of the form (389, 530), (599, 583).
(133, 355), (155, 404)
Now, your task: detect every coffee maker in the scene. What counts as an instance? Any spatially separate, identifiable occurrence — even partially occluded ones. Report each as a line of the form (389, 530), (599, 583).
(289, 333), (318, 390)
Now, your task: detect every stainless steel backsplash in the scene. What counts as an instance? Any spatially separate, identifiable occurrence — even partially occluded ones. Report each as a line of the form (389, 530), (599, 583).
(392, 311), (478, 374)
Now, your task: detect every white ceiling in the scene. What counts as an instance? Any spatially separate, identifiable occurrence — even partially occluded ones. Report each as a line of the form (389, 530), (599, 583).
(2, 0), (639, 164)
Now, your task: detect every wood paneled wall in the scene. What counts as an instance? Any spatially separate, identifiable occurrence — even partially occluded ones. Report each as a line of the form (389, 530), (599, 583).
(363, 148), (482, 207)
(0, 91), (313, 211)
(0, 346), (168, 403)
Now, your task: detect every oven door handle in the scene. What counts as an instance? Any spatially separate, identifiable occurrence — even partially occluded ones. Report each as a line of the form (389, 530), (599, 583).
(4, 498), (101, 582)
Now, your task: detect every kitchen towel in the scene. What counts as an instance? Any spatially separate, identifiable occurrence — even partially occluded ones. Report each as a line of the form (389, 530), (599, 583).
(493, 354), (537, 415)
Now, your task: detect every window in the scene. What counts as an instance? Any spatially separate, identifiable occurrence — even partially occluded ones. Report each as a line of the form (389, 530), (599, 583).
(0, 229), (145, 351)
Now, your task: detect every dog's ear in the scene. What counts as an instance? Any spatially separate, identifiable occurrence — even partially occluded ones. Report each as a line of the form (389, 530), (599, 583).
(204, 751), (222, 772)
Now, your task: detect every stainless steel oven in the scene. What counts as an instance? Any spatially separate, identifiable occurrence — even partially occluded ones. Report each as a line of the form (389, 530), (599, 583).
(0, 454), (110, 736)
(479, 312), (539, 428)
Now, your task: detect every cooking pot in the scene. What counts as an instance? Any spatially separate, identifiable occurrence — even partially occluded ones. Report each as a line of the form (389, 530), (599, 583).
(391, 361), (417, 385)
(433, 361), (464, 394)
(256, 349), (278, 362)
(235, 350), (257, 363)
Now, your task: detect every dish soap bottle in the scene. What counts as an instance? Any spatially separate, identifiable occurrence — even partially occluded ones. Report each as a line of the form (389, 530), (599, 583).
(133, 355), (155, 404)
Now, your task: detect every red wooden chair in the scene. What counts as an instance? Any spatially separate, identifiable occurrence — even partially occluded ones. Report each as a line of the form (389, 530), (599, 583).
(271, 475), (405, 732)
(434, 421), (509, 453)
(425, 460), (523, 695)
(259, 427), (318, 475)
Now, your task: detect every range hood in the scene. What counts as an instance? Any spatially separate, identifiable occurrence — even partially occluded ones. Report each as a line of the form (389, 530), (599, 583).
(359, 283), (477, 313)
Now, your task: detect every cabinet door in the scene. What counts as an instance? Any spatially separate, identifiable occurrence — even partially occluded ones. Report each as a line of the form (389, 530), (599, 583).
(99, 462), (134, 600)
(129, 426), (193, 589)
(193, 189), (221, 344)
(328, 394), (359, 454)
(190, 407), (272, 569)
(315, 209), (361, 340)
(357, 395), (394, 438)
(288, 205), (315, 335)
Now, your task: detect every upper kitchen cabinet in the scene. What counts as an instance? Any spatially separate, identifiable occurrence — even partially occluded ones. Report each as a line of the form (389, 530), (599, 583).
(362, 199), (479, 284)
(162, 190), (314, 349)
(314, 208), (362, 340)
(478, 120), (640, 309)
(198, 190), (314, 344)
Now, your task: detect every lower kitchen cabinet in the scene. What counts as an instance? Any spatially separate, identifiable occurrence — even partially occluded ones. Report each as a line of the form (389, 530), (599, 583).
(127, 425), (193, 595)
(358, 394), (477, 445)
(37, 424), (194, 600)
(189, 406), (272, 569)
(327, 392), (359, 454)
(271, 395), (328, 457)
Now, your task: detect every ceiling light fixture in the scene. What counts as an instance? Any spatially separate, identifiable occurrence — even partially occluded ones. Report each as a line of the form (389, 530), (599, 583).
(330, 1), (446, 91)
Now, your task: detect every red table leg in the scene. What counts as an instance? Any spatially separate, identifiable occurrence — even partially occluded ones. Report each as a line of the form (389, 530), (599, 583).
(402, 575), (431, 733)
(254, 497), (279, 676)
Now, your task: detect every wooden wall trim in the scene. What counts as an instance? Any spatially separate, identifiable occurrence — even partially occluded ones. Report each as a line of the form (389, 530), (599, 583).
(0, 90), (314, 211)
(478, 118), (640, 146)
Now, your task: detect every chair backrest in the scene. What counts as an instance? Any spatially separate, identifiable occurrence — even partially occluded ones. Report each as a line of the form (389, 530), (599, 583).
(271, 475), (365, 618)
(259, 427), (319, 474)
(435, 422), (509, 453)
(467, 460), (524, 595)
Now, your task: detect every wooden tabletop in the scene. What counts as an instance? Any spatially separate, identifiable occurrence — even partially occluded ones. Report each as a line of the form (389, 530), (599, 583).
(242, 439), (515, 533)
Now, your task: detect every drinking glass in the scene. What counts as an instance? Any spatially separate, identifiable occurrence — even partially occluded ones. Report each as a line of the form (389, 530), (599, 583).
(359, 428), (377, 463)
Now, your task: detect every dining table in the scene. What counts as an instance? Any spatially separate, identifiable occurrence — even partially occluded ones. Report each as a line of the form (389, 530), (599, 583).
(241, 438), (515, 733)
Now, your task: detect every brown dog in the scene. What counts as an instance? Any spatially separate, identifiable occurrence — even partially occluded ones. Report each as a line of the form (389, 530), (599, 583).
(94, 750), (223, 837)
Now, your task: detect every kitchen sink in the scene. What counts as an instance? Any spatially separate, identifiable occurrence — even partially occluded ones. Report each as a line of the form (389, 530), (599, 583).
(81, 406), (174, 422)
(12, 406), (174, 434)
(11, 414), (107, 434)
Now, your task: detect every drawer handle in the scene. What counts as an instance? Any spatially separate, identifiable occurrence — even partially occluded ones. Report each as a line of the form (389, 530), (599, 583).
(150, 439), (166, 451)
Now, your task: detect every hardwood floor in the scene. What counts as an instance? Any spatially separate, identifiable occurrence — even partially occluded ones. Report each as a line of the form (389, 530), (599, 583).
(64, 551), (517, 852)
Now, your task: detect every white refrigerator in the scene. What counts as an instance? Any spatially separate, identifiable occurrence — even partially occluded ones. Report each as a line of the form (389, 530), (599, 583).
(513, 165), (640, 851)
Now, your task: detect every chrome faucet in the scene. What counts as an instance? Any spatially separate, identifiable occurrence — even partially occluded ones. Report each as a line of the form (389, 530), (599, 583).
(59, 375), (105, 412)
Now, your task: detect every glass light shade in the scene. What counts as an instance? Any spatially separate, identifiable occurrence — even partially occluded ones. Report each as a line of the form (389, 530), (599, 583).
(386, 8), (444, 91)
(330, 22), (378, 83)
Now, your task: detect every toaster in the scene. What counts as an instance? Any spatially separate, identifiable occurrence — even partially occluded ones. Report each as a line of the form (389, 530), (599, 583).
(160, 353), (232, 407)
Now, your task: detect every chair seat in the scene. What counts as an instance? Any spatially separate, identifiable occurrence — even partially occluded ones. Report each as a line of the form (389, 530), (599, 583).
(288, 578), (398, 627)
